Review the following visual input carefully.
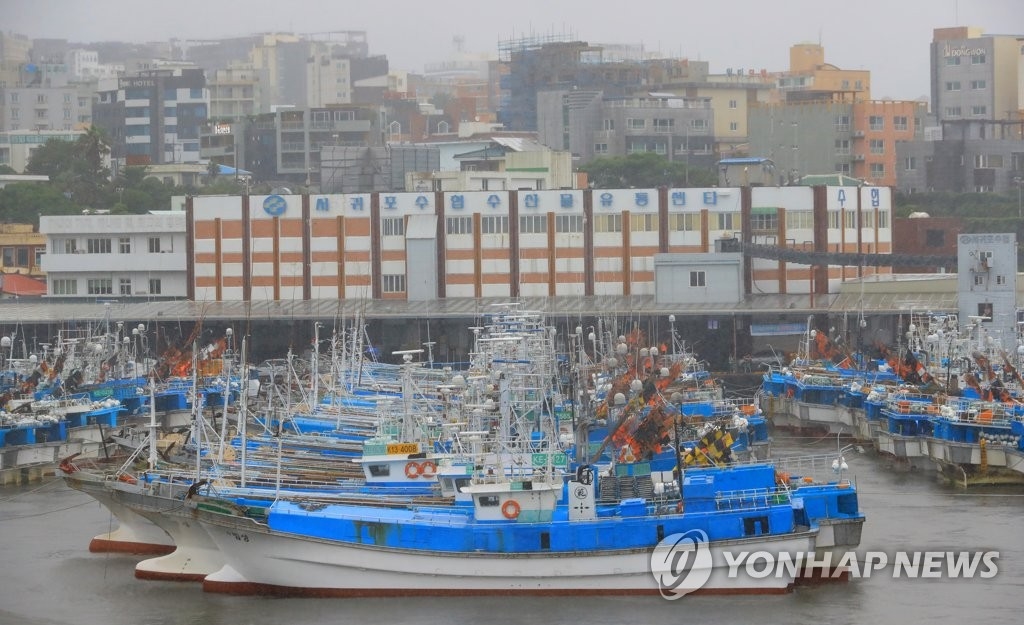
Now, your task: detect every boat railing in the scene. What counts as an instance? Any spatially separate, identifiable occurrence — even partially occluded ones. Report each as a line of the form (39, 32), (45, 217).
(724, 451), (851, 484)
(939, 400), (1016, 427)
(714, 487), (787, 510)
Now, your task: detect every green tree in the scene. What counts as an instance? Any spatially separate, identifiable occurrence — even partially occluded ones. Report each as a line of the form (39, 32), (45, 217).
(581, 153), (717, 188)
(0, 165), (16, 175)
(24, 138), (77, 180)
(0, 183), (77, 227)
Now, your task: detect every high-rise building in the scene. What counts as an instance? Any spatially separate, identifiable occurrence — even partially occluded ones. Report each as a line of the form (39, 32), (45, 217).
(93, 68), (209, 170)
(930, 27), (1021, 123)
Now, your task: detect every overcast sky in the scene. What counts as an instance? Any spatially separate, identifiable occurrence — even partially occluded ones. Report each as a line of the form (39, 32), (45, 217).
(5, 0), (1021, 100)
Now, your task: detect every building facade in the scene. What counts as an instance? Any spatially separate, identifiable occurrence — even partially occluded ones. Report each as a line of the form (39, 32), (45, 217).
(39, 213), (187, 299)
(931, 27), (1021, 123)
(93, 68), (209, 170)
(0, 85), (92, 132)
(188, 185), (893, 303)
(956, 232), (1018, 352)
(537, 92), (716, 168)
(0, 224), (46, 278)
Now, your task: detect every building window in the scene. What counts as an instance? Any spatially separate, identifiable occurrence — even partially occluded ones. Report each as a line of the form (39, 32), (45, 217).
(689, 270), (706, 287)
(602, 119), (614, 131)
(971, 54), (986, 64)
(870, 163), (885, 179)
(729, 121), (738, 131)
(946, 56), (960, 66)
(904, 157), (917, 171)
(690, 119), (707, 130)
(835, 163), (851, 174)
(878, 210), (890, 228)
(975, 154), (1004, 168)
(52, 279), (77, 295)
(519, 215), (547, 234)
(148, 237), (162, 253)
(118, 237), (131, 253)
(446, 217), (472, 235)
(944, 106), (962, 118)
(86, 238), (111, 254)
(382, 274), (406, 293)
(996, 275), (1006, 285)
(555, 215), (583, 233)
(893, 116), (908, 131)
(870, 139), (885, 155)
(382, 217), (404, 237)
(669, 213), (698, 231)
(593, 214), (622, 233)
(87, 278), (113, 295)
(970, 79), (987, 90)
(945, 81), (961, 91)
(750, 212), (778, 232)
(715, 213), (737, 230)
(869, 115), (884, 130)
(827, 211), (840, 229)
(594, 143), (608, 154)
(653, 118), (674, 131)
(627, 118), (645, 129)
(834, 115), (850, 131)
(630, 213), (657, 232)
(728, 99), (738, 109)
(971, 105), (987, 116)
(481, 216), (508, 234)
(974, 275), (985, 286)
(119, 278), (132, 295)
(53, 238), (77, 254)
(149, 278), (162, 295)
(834, 139), (850, 155)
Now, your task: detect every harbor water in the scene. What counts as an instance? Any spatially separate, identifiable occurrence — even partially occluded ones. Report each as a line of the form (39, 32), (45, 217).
(1, 434), (1021, 625)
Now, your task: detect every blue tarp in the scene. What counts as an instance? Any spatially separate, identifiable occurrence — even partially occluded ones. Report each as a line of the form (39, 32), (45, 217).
(217, 164), (252, 176)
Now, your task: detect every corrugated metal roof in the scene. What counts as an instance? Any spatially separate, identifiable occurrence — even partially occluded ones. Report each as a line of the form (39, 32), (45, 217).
(491, 137), (547, 152)
(1, 283), (995, 326)
(0, 294), (842, 325)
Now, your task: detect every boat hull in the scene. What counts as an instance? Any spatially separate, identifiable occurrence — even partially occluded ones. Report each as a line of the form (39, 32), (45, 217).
(198, 511), (816, 597)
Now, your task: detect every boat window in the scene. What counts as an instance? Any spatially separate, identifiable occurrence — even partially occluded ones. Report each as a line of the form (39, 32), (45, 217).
(540, 532), (551, 550)
(478, 495), (500, 507)
(453, 478), (471, 492)
(367, 464), (390, 477)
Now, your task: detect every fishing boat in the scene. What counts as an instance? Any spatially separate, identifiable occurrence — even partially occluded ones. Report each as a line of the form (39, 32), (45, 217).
(192, 447), (862, 596)
(187, 311), (864, 597)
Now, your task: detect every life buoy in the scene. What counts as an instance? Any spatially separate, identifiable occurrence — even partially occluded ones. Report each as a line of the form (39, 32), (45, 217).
(501, 499), (521, 520)
(404, 461), (421, 479)
(117, 473), (137, 485)
(419, 460), (437, 478)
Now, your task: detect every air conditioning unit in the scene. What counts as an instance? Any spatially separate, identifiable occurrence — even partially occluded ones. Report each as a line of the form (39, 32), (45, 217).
(853, 154), (866, 161)
(853, 130), (865, 138)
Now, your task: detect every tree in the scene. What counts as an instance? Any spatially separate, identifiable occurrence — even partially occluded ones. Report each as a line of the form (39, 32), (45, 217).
(0, 165), (16, 175)
(24, 138), (77, 180)
(0, 183), (77, 227)
(581, 153), (717, 188)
